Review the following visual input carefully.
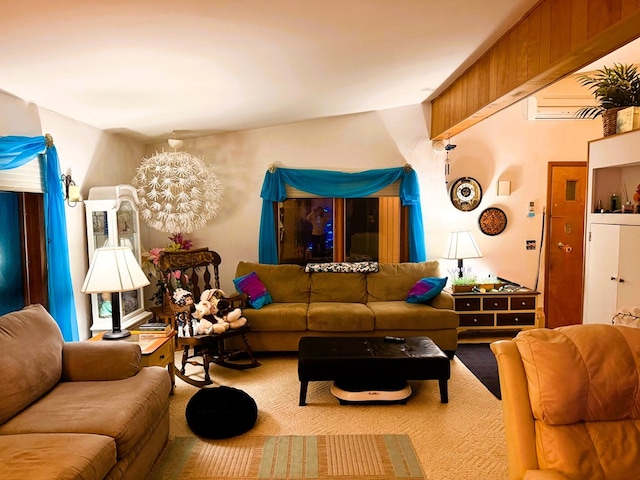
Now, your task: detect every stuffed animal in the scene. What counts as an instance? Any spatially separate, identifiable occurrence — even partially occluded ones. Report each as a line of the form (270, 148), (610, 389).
(192, 289), (229, 334)
(211, 298), (247, 329)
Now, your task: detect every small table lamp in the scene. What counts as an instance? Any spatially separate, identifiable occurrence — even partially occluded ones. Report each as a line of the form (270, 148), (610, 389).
(81, 247), (150, 339)
(443, 231), (483, 277)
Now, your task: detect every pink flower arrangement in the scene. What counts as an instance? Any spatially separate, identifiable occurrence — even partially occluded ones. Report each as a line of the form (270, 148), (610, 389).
(141, 234), (194, 305)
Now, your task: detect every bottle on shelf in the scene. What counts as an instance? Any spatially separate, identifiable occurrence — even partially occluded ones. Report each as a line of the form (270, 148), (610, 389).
(611, 193), (619, 212)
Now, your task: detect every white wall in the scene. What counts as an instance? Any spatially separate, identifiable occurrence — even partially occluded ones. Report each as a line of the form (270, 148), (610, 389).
(437, 101), (601, 291)
(144, 101), (601, 298)
(144, 106), (432, 293)
(0, 90), (146, 339)
(2, 87), (603, 336)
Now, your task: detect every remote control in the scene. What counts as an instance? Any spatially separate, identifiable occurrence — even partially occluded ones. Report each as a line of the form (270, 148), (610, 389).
(383, 336), (405, 343)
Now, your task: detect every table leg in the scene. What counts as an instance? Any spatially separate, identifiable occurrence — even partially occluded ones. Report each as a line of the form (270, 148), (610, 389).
(438, 378), (449, 403)
(299, 381), (309, 406)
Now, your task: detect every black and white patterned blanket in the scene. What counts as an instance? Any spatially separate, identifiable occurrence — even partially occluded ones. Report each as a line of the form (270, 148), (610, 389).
(304, 261), (379, 273)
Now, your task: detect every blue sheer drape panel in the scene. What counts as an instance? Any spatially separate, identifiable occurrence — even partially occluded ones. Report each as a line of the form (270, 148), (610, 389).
(0, 135), (79, 341)
(259, 166), (426, 264)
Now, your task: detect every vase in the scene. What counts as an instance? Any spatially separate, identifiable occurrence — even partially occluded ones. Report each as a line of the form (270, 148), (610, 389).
(602, 108), (624, 137)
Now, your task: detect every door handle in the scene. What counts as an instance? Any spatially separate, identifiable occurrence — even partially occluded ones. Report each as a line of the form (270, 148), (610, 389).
(557, 242), (573, 253)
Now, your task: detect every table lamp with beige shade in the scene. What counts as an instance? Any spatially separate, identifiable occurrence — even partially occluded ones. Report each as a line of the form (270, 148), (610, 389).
(81, 247), (150, 339)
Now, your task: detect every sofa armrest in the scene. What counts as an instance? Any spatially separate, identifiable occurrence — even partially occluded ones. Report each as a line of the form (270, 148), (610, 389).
(429, 291), (454, 310)
(524, 470), (571, 480)
(61, 341), (142, 382)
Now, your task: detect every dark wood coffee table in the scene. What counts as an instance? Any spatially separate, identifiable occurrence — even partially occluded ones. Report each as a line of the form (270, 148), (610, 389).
(297, 336), (450, 405)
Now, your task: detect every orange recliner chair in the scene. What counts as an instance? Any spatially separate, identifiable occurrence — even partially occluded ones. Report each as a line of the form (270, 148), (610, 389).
(491, 324), (640, 480)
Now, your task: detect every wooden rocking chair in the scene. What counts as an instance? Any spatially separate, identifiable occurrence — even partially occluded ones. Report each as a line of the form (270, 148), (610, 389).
(160, 249), (261, 388)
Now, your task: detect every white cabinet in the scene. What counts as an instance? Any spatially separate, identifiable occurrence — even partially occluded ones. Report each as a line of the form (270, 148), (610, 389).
(84, 185), (152, 333)
(583, 224), (640, 324)
(583, 130), (640, 324)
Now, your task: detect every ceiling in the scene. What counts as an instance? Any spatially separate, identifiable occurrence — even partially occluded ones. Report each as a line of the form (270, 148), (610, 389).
(1, 1), (637, 144)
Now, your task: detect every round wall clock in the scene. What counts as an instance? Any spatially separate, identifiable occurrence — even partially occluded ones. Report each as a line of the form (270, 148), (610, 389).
(478, 207), (508, 235)
(449, 177), (483, 211)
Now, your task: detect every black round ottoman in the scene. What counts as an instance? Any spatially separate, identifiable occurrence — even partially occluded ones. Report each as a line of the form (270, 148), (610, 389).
(185, 386), (258, 439)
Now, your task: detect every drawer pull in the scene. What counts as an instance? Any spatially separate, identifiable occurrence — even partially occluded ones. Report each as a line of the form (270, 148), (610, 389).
(159, 354), (165, 360)
(521, 302), (526, 306)
(473, 318), (478, 323)
(466, 303), (471, 307)
(493, 302), (498, 306)
(514, 318), (519, 323)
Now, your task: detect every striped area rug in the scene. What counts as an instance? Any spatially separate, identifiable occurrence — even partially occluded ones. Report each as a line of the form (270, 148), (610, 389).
(150, 434), (425, 479)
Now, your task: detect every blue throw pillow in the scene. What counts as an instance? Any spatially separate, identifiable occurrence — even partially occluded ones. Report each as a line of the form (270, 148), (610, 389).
(233, 271), (273, 309)
(406, 277), (447, 303)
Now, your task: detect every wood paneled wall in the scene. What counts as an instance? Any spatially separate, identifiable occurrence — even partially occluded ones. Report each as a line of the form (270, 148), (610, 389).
(430, 0), (640, 140)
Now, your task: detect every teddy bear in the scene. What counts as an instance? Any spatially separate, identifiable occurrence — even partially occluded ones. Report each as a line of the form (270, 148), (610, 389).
(191, 289), (229, 335)
(211, 298), (247, 329)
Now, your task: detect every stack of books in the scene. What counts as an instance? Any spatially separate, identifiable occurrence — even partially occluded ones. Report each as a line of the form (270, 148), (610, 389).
(130, 322), (173, 339)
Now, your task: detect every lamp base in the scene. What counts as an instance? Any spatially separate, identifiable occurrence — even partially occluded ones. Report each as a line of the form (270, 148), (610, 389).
(103, 329), (131, 340)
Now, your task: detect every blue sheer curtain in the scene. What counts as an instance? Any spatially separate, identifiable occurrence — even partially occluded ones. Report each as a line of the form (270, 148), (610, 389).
(0, 135), (79, 341)
(259, 165), (426, 264)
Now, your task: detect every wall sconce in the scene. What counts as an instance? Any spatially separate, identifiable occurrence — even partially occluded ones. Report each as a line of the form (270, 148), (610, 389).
(61, 173), (81, 207)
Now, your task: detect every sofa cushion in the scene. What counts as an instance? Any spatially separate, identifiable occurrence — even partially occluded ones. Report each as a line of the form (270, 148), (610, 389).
(310, 273), (367, 303)
(233, 271), (273, 309)
(515, 325), (640, 425)
(0, 367), (171, 459)
(235, 262), (310, 304)
(0, 433), (116, 480)
(406, 277), (448, 303)
(307, 302), (374, 331)
(367, 262), (442, 301)
(369, 301), (460, 330)
(0, 305), (64, 425)
(242, 303), (308, 331)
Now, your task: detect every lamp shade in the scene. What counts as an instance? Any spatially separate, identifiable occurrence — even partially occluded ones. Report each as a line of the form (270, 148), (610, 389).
(81, 247), (150, 294)
(443, 231), (483, 260)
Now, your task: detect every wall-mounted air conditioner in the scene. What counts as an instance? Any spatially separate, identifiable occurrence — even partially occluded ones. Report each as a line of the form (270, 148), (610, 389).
(526, 96), (594, 120)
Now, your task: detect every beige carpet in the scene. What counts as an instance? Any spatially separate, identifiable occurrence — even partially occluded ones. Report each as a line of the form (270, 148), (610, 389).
(166, 352), (508, 480)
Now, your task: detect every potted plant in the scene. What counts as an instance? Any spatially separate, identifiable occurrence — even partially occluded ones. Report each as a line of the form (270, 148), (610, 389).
(448, 267), (477, 293)
(575, 63), (640, 136)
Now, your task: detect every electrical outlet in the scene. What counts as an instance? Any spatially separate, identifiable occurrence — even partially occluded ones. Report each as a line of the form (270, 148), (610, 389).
(526, 240), (536, 250)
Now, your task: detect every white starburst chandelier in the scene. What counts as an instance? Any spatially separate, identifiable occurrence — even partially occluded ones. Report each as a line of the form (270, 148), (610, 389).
(131, 136), (222, 234)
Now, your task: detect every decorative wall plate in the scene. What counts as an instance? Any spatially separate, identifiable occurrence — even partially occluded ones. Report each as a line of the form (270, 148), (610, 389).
(478, 207), (508, 236)
(449, 177), (482, 211)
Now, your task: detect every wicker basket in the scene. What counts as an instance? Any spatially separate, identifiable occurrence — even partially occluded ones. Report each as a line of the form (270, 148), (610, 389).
(602, 107), (624, 136)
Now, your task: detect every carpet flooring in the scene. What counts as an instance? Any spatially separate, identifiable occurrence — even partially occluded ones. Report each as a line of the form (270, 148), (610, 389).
(163, 352), (508, 480)
(455, 343), (501, 400)
(150, 434), (425, 479)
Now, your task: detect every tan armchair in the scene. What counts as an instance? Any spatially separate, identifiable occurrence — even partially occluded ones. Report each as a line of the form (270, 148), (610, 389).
(491, 324), (640, 480)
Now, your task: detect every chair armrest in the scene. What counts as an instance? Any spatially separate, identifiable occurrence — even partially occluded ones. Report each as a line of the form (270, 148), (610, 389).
(61, 341), (141, 381)
(429, 291), (454, 309)
(226, 293), (249, 309)
(491, 340), (539, 480)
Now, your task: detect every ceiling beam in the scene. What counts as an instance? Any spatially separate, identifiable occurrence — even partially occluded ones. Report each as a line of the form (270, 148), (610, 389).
(429, 0), (640, 140)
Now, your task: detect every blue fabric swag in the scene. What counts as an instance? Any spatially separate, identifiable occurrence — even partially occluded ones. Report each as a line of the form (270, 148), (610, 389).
(0, 135), (79, 341)
(258, 166), (426, 264)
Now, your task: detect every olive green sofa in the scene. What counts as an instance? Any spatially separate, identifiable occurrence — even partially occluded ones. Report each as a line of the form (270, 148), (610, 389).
(234, 261), (459, 356)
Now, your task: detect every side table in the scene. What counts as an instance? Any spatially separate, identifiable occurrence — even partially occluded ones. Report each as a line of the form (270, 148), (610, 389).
(90, 331), (176, 394)
(449, 283), (540, 332)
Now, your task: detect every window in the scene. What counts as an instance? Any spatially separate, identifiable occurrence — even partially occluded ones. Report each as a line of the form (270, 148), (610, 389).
(278, 197), (406, 265)
(0, 192), (47, 315)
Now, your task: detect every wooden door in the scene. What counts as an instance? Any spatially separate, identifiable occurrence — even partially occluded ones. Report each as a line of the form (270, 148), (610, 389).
(544, 163), (587, 328)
